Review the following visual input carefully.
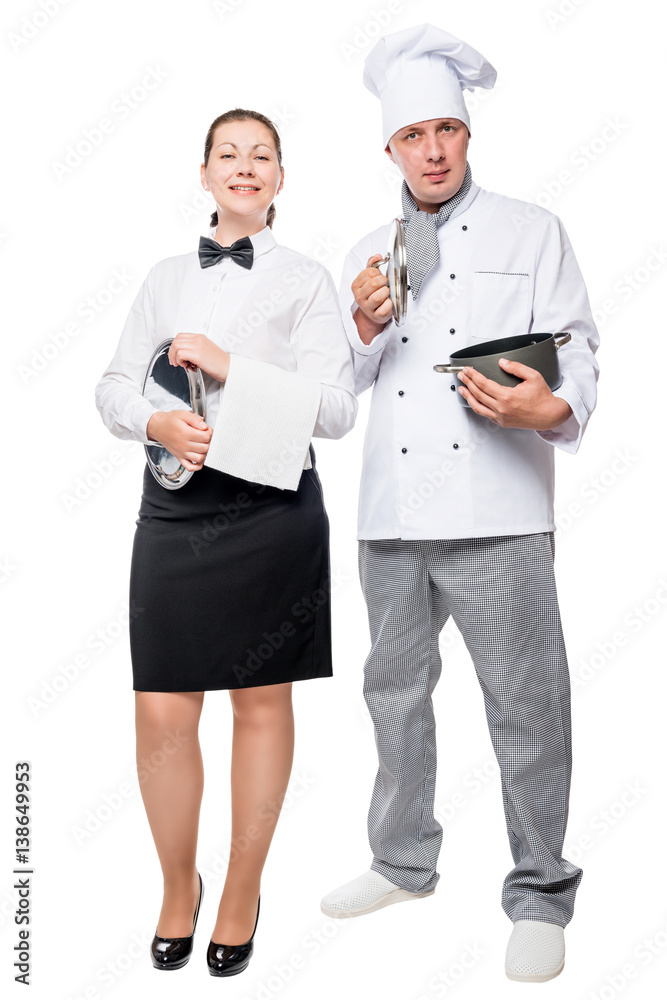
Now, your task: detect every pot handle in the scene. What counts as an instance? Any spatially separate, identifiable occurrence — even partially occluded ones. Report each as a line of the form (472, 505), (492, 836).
(554, 332), (571, 350)
(433, 364), (468, 373)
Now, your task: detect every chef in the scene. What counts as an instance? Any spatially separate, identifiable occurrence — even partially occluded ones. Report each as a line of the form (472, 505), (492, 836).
(319, 23), (599, 983)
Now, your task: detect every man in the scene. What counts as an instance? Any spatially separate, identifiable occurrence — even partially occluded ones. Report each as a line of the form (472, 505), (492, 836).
(320, 23), (599, 983)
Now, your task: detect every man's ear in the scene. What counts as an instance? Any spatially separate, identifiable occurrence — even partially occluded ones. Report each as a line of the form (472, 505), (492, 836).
(384, 144), (395, 164)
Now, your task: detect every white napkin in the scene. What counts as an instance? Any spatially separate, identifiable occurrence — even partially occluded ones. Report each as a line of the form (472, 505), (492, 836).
(203, 353), (322, 490)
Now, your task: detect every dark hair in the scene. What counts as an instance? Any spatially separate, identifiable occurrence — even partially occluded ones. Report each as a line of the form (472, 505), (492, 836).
(203, 108), (282, 230)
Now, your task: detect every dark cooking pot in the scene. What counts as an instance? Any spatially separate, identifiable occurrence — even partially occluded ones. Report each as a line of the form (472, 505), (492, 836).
(433, 332), (571, 407)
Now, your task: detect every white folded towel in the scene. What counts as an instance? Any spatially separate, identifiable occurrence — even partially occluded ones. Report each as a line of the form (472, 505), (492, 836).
(203, 353), (322, 490)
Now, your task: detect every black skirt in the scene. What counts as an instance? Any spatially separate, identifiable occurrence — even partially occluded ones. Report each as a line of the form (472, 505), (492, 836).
(128, 445), (333, 691)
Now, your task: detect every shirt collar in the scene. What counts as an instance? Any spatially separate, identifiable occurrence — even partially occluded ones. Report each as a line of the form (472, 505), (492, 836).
(399, 174), (479, 230)
(447, 179), (479, 220)
(247, 224), (277, 259)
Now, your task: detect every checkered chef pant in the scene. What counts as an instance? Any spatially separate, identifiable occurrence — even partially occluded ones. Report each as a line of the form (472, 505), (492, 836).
(358, 532), (583, 926)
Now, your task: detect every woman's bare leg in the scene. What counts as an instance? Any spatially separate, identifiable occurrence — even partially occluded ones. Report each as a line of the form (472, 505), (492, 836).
(135, 690), (205, 936)
(211, 681), (294, 944)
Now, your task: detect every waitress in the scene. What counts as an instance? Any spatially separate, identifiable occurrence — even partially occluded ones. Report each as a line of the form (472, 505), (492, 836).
(94, 108), (357, 976)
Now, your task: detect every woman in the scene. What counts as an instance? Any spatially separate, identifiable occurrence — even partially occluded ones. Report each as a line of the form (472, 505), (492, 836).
(94, 108), (357, 976)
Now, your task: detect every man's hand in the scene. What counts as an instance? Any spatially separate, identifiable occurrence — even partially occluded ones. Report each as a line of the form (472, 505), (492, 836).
(147, 410), (212, 470)
(352, 253), (393, 346)
(456, 357), (573, 430)
(169, 332), (230, 382)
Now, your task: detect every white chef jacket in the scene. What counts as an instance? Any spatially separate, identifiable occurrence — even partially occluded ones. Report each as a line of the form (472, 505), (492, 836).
(95, 225), (357, 490)
(340, 180), (599, 540)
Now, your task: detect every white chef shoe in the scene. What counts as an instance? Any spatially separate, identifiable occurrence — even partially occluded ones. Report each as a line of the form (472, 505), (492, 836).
(505, 919), (565, 982)
(320, 869), (434, 918)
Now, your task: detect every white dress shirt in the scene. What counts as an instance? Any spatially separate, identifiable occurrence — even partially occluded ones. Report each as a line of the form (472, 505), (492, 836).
(95, 225), (357, 490)
(339, 180), (600, 540)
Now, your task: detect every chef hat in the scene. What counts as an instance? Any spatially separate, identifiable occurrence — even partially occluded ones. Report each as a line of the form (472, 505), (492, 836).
(363, 23), (497, 147)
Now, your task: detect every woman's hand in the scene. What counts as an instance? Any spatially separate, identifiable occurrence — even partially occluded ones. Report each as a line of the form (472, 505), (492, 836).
(169, 332), (231, 382)
(147, 410), (212, 471)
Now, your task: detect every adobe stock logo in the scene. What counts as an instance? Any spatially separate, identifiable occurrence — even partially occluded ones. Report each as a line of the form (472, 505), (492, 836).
(7, 0), (72, 53)
(51, 67), (168, 179)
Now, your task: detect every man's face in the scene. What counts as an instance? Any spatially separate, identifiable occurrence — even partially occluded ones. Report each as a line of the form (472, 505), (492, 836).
(386, 118), (470, 212)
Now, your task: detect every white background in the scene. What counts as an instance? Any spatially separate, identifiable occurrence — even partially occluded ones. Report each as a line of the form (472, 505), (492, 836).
(3, 0), (666, 997)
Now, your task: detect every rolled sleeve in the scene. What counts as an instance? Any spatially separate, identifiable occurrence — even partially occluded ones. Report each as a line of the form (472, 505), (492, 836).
(289, 263), (358, 440)
(338, 249), (392, 394)
(539, 376), (589, 452)
(531, 214), (600, 454)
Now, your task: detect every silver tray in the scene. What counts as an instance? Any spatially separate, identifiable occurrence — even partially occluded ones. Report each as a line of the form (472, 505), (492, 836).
(141, 338), (207, 490)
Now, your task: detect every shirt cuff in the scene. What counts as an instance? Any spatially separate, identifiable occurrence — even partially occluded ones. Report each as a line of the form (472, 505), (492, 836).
(345, 303), (392, 357)
(203, 354), (322, 490)
(536, 378), (589, 454)
(132, 397), (161, 446)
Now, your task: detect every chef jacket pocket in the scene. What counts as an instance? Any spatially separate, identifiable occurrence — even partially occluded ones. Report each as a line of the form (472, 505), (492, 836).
(470, 271), (531, 341)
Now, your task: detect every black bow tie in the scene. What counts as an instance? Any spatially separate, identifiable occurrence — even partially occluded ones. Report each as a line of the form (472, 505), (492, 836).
(198, 235), (254, 270)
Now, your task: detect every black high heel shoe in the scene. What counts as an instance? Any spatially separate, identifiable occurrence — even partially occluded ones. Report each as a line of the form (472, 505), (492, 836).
(206, 894), (261, 977)
(150, 870), (204, 970)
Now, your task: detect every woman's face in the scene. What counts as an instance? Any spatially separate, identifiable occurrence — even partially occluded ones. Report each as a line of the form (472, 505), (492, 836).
(201, 119), (283, 227)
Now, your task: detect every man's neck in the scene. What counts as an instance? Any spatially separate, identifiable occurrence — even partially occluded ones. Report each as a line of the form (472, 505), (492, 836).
(406, 162), (472, 215)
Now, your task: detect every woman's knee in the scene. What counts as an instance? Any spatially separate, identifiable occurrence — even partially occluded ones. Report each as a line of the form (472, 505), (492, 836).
(135, 691), (204, 738)
(229, 682), (292, 725)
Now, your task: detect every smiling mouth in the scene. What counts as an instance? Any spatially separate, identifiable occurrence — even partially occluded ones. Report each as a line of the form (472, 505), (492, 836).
(229, 185), (260, 192)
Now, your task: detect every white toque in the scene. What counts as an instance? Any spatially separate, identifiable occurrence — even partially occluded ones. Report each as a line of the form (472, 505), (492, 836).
(363, 23), (497, 146)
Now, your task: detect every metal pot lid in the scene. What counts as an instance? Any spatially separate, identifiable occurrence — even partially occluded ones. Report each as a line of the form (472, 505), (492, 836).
(141, 337), (207, 490)
(386, 217), (408, 327)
